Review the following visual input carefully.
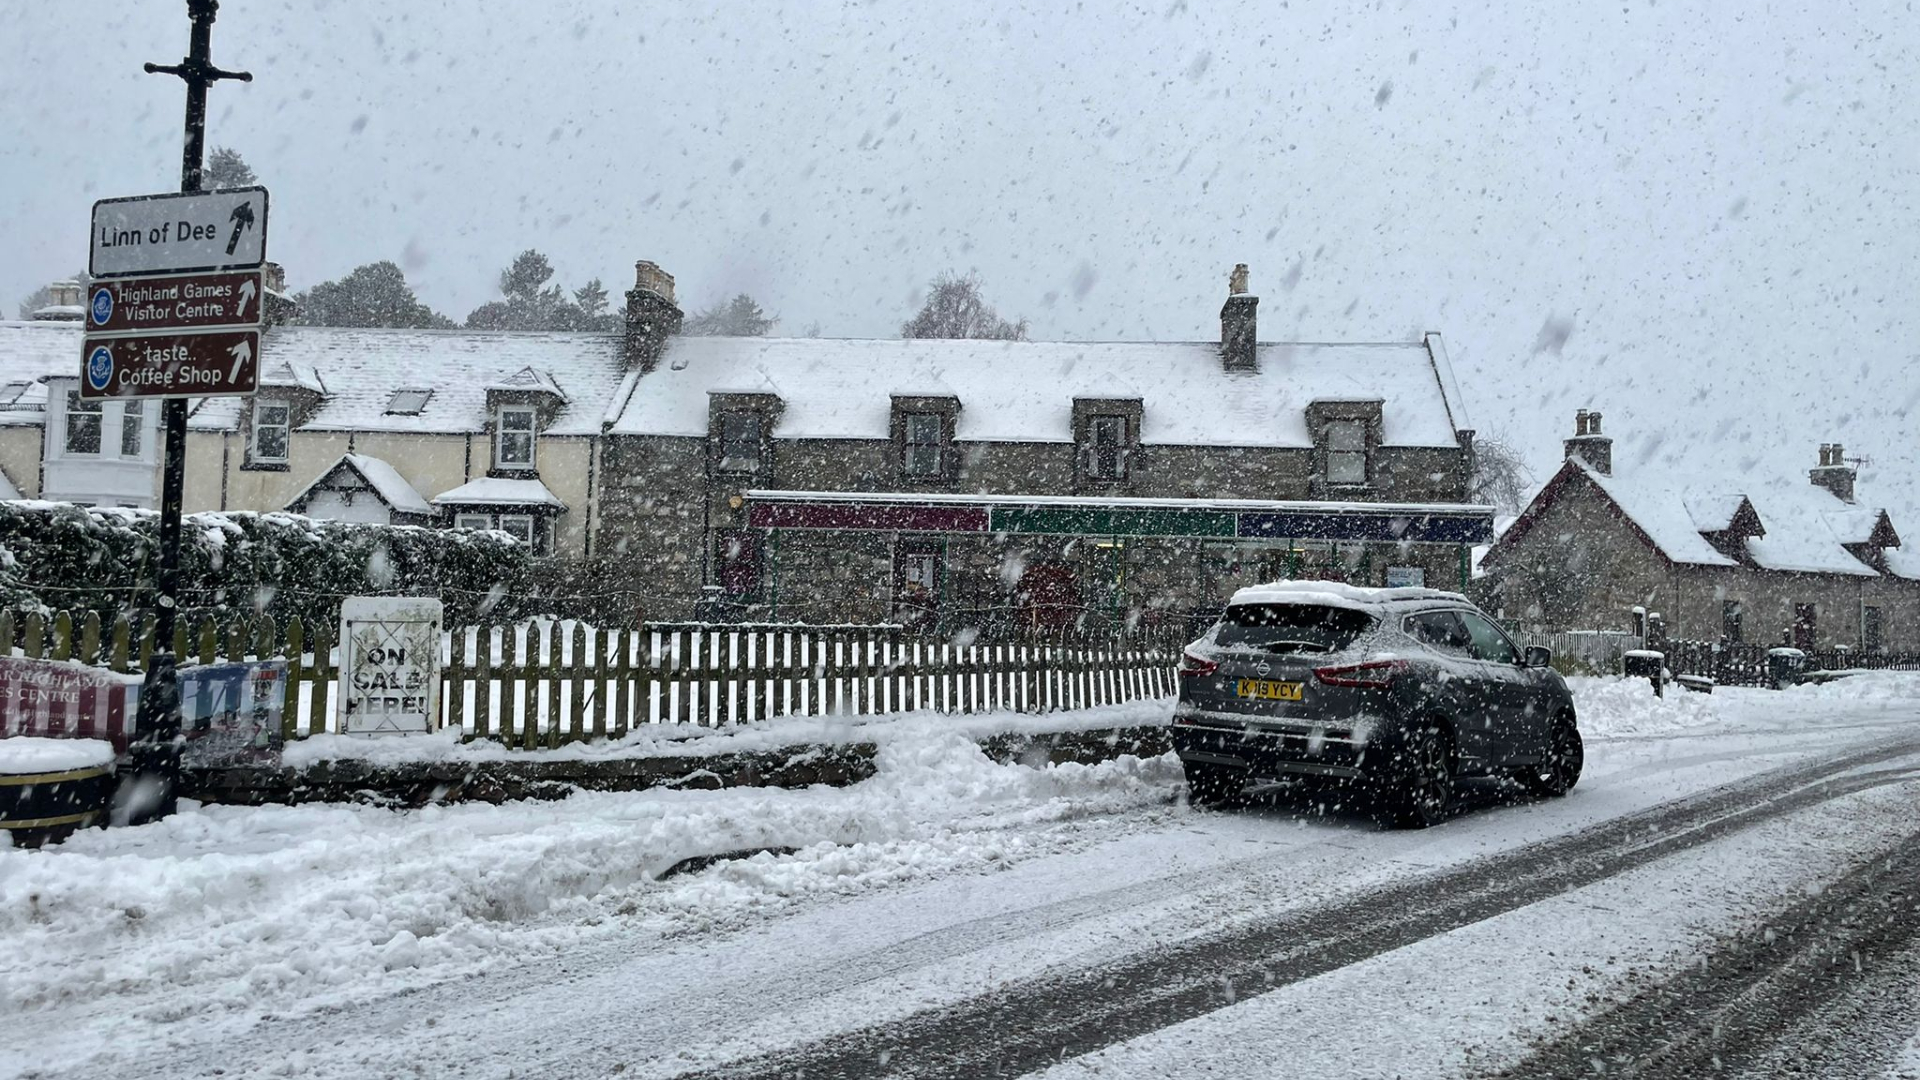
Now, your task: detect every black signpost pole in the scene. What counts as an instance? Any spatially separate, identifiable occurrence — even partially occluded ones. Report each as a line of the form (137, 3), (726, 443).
(123, 0), (251, 824)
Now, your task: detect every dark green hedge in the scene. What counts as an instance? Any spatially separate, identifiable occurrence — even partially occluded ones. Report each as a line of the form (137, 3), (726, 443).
(0, 502), (531, 632)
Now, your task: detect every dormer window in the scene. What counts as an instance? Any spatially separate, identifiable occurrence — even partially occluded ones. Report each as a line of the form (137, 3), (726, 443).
(904, 413), (943, 477)
(718, 412), (763, 473)
(495, 406), (536, 470)
(65, 393), (102, 455)
(251, 399), (291, 465)
(1326, 419), (1368, 485)
(1085, 415), (1130, 480)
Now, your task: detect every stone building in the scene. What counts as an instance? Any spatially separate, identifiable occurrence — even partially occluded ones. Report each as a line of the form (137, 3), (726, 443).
(1480, 411), (1920, 651)
(0, 262), (1494, 631)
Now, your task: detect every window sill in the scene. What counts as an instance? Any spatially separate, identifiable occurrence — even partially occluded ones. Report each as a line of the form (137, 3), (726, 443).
(486, 466), (540, 480)
(241, 461), (290, 472)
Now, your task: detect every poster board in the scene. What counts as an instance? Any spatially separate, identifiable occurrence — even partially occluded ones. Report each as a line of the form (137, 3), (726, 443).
(338, 596), (443, 736)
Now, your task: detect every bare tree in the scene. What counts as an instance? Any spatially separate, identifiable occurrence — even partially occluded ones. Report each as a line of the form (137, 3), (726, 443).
(901, 272), (1028, 340)
(1469, 434), (1535, 516)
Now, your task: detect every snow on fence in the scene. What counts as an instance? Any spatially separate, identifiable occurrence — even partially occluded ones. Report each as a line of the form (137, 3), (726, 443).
(0, 610), (1183, 747)
(1503, 629), (1644, 676)
(1663, 638), (1920, 687)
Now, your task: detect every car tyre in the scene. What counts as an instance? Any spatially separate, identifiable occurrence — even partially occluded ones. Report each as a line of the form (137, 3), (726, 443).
(1376, 722), (1453, 829)
(1184, 761), (1248, 809)
(1522, 716), (1583, 798)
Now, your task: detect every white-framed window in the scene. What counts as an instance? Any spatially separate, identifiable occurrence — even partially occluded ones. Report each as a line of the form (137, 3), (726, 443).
(498, 514), (536, 547)
(717, 412), (762, 472)
(1325, 419), (1368, 485)
(454, 513), (493, 531)
(903, 412), (943, 477)
(64, 392), (102, 455)
(252, 398), (291, 464)
(1085, 414), (1129, 480)
(119, 399), (144, 458)
(496, 406), (536, 469)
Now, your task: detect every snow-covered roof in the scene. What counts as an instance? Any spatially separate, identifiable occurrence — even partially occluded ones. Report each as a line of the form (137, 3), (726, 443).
(288, 453), (433, 516)
(0, 321), (628, 437)
(1682, 493), (1747, 533)
(260, 358), (327, 395)
(0, 322), (1469, 451)
(0, 322), (79, 424)
(489, 366), (569, 400)
(433, 477), (566, 509)
(614, 336), (1467, 447)
(1498, 458), (1900, 578)
(1821, 508), (1886, 546)
(1579, 465), (1739, 568)
(1743, 483), (1877, 576)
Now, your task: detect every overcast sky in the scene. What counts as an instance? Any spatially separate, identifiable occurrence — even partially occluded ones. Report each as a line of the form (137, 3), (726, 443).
(3, 1), (1915, 506)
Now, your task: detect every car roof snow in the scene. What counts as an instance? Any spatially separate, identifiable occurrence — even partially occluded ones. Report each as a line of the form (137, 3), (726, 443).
(1226, 580), (1470, 613)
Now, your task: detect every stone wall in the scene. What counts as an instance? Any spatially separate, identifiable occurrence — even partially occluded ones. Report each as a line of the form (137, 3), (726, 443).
(593, 430), (1475, 628)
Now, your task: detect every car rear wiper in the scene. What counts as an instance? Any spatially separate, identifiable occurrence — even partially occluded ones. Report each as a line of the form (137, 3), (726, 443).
(1253, 639), (1332, 654)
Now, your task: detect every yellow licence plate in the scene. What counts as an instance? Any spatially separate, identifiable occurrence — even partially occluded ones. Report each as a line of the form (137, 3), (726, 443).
(1236, 679), (1303, 702)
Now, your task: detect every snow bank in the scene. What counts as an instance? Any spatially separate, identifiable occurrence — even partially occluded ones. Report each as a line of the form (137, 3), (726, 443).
(282, 697), (1172, 769)
(1566, 676), (1723, 737)
(0, 737), (115, 773)
(1781, 669), (1920, 702)
(0, 710), (1182, 1025)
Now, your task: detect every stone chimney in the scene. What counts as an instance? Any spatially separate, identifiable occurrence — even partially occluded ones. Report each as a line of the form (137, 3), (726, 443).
(1563, 408), (1613, 476)
(623, 260), (684, 372)
(1810, 442), (1856, 503)
(1220, 263), (1258, 373)
(29, 279), (85, 322)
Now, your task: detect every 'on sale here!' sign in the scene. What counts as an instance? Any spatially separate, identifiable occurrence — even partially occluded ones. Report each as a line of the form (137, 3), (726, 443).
(337, 597), (443, 736)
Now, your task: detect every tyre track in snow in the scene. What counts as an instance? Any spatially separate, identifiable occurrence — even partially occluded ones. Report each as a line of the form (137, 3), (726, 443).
(685, 737), (1920, 1080)
(1492, 827), (1920, 1079)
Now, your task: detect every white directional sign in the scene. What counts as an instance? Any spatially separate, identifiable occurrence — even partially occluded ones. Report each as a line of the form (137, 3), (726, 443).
(89, 186), (269, 278)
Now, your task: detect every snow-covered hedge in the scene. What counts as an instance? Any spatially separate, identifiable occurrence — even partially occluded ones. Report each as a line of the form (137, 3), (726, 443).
(0, 501), (530, 632)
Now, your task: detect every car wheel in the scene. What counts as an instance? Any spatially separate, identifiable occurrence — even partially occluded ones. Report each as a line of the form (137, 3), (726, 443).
(1523, 717), (1583, 798)
(1184, 761), (1247, 809)
(1377, 723), (1453, 829)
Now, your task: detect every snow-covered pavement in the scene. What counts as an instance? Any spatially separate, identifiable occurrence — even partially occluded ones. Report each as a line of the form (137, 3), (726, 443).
(3, 675), (1918, 1079)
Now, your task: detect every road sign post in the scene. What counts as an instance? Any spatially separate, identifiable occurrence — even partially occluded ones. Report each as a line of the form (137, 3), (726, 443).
(110, 0), (256, 827)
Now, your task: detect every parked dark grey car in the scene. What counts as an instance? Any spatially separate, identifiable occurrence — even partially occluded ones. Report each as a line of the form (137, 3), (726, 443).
(1172, 582), (1582, 828)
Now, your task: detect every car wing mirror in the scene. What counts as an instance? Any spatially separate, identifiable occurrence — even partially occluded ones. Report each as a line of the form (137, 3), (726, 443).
(1524, 645), (1552, 669)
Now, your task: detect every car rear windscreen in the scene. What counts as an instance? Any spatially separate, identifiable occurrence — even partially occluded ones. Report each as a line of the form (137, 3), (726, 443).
(1214, 603), (1375, 653)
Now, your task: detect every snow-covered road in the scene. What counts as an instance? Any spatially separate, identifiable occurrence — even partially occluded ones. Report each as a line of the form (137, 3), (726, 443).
(4, 675), (1918, 1079)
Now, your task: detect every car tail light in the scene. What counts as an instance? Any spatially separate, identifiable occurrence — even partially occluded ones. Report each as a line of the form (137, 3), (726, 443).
(1179, 649), (1219, 678)
(1313, 659), (1408, 688)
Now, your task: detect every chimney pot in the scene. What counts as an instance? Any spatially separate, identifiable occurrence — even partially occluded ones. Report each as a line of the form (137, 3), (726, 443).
(1564, 408), (1613, 475)
(623, 260), (684, 373)
(1219, 265), (1258, 373)
(1810, 441), (1857, 503)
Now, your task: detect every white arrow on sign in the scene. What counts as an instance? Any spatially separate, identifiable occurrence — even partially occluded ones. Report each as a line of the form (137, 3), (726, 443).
(226, 339), (252, 381)
(235, 278), (258, 319)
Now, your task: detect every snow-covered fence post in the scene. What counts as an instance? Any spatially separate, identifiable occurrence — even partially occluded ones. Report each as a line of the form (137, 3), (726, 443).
(308, 623), (332, 737)
(282, 617), (304, 740)
(471, 627), (493, 741)
(23, 612), (44, 659)
(80, 613), (103, 666)
(565, 622), (587, 741)
(51, 612), (73, 662)
(109, 615), (132, 675)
